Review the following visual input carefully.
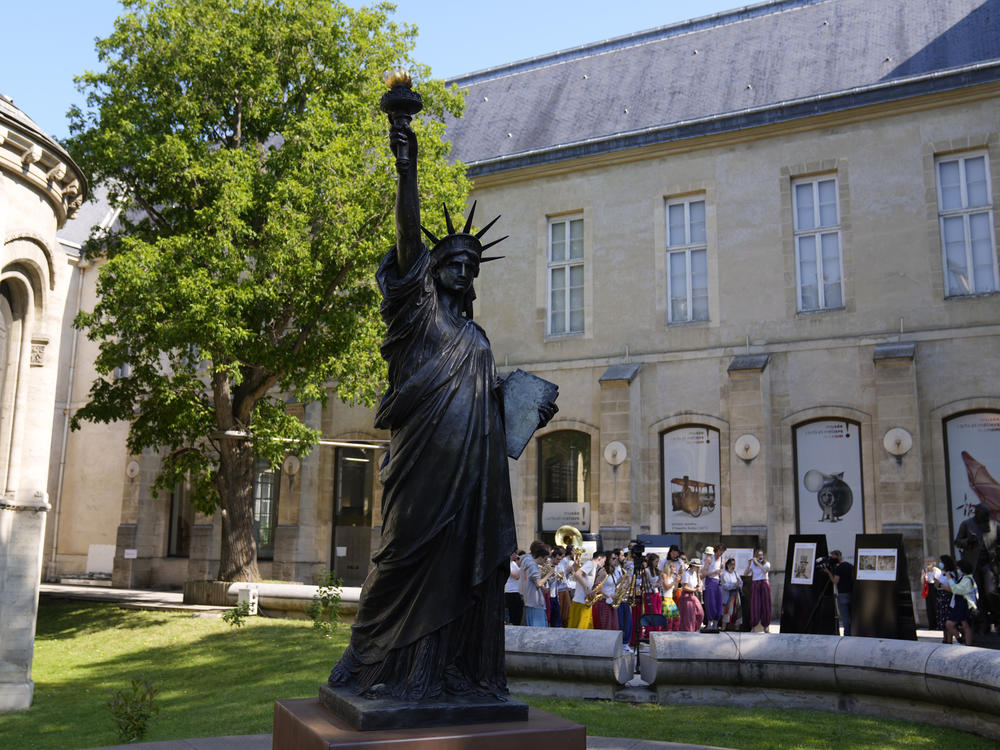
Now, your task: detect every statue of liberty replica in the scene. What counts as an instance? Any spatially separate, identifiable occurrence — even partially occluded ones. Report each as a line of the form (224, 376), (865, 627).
(327, 71), (557, 711)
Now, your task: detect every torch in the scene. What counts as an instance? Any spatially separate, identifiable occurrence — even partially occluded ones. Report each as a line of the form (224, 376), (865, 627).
(380, 69), (423, 172)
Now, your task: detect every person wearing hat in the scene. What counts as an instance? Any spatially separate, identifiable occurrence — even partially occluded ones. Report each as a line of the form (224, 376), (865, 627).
(677, 558), (705, 631)
(701, 544), (725, 631)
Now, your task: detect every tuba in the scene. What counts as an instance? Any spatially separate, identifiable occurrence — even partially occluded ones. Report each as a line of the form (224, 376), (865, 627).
(556, 525), (584, 560)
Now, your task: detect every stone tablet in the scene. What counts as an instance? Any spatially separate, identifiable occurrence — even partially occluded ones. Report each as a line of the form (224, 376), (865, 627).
(502, 369), (559, 459)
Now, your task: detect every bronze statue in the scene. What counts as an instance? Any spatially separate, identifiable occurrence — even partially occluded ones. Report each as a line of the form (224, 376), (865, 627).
(328, 72), (556, 702)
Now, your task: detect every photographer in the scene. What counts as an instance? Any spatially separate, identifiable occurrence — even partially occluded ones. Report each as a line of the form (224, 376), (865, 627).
(822, 549), (854, 636)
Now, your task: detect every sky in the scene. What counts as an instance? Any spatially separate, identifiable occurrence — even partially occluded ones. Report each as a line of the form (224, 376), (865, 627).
(1, 0), (754, 141)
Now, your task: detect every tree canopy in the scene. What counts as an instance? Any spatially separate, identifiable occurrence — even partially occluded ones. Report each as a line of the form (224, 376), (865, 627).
(68, 0), (469, 580)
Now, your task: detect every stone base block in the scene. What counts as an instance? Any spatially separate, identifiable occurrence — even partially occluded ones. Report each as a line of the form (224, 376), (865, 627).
(318, 684), (528, 730)
(0, 680), (33, 713)
(273, 698), (585, 750)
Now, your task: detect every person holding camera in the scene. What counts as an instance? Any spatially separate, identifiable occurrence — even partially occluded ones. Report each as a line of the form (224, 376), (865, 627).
(822, 549), (854, 636)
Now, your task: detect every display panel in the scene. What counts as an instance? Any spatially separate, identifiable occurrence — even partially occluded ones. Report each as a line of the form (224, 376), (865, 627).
(857, 547), (897, 581)
(790, 542), (817, 585)
(662, 425), (721, 533)
(943, 412), (1000, 546)
(794, 419), (864, 559)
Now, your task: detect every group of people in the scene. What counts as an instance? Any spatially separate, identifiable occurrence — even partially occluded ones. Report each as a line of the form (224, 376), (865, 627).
(919, 504), (999, 647)
(504, 541), (776, 648)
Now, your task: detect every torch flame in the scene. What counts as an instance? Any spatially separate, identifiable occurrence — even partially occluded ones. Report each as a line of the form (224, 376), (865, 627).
(384, 69), (412, 89)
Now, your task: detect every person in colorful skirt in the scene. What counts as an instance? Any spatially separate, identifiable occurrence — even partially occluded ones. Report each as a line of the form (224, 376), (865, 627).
(744, 548), (771, 632)
(661, 546), (683, 630)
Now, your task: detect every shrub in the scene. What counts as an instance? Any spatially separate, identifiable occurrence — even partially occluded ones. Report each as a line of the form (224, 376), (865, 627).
(222, 600), (250, 628)
(306, 570), (342, 638)
(107, 675), (159, 743)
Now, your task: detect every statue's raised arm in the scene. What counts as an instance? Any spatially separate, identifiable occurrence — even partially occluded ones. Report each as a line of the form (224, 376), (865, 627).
(381, 70), (423, 275)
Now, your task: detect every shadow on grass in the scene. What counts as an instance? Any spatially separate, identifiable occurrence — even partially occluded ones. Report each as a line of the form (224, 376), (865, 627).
(2, 601), (350, 750)
(35, 601), (177, 638)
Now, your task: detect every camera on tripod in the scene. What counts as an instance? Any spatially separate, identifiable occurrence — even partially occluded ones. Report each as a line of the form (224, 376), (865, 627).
(627, 539), (646, 565)
(815, 555), (836, 572)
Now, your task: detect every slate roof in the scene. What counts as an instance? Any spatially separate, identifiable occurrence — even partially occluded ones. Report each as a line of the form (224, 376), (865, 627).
(444, 0), (1000, 176)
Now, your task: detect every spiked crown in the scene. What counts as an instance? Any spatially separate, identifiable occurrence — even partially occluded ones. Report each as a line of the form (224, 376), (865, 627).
(421, 201), (507, 267)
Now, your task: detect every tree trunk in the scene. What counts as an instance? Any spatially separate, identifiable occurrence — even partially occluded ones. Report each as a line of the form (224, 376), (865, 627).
(216, 437), (260, 582)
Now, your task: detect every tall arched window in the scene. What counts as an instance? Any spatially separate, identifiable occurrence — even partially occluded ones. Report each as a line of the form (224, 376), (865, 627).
(253, 459), (281, 560)
(537, 430), (590, 532)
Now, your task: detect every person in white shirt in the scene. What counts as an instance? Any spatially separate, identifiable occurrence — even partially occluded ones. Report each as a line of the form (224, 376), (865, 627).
(569, 550), (607, 629)
(504, 550), (523, 625)
(519, 541), (554, 627)
(701, 544), (725, 631)
(720, 556), (743, 631)
(556, 546), (576, 627)
(548, 546), (566, 627)
(744, 548), (772, 632)
(593, 551), (621, 631)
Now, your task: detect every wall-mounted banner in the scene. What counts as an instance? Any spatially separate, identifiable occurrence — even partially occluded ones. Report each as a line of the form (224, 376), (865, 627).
(944, 412), (1000, 544)
(662, 425), (721, 533)
(794, 420), (864, 559)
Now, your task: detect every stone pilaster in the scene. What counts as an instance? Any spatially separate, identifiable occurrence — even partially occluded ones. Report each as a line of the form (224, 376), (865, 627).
(726, 355), (771, 539)
(0, 491), (50, 712)
(598, 364), (639, 548)
(872, 342), (925, 614)
(872, 343), (922, 527)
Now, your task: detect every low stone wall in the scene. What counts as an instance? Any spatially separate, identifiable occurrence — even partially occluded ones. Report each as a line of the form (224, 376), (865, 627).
(183, 580), (362, 617)
(504, 626), (633, 700)
(227, 582), (362, 617)
(641, 632), (1000, 740)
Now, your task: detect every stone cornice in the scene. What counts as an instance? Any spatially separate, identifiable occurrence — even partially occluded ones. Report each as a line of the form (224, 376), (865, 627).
(0, 501), (51, 512)
(0, 117), (87, 227)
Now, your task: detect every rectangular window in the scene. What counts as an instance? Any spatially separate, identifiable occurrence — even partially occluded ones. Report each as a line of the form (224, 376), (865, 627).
(253, 459), (280, 560)
(167, 480), (194, 558)
(793, 176), (843, 312)
(666, 197), (709, 322)
(548, 217), (584, 335)
(936, 152), (998, 296)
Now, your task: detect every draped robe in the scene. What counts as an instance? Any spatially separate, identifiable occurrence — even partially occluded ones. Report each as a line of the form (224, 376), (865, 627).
(329, 245), (515, 700)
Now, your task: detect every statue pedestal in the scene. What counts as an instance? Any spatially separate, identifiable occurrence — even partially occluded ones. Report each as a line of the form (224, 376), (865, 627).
(273, 697), (586, 750)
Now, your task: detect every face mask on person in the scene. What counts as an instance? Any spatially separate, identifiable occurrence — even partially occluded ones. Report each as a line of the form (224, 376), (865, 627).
(756, 556), (764, 563)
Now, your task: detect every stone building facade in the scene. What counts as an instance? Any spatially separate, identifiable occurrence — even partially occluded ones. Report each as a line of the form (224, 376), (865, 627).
(45, 0), (1000, 624)
(0, 94), (86, 711)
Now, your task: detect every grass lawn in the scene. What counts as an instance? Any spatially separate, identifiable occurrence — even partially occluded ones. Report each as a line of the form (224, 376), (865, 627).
(0, 600), (993, 750)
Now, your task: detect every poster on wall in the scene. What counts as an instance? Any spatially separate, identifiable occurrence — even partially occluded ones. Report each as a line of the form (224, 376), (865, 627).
(856, 547), (897, 581)
(944, 412), (1000, 545)
(790, 542), (817, 585)
(662, 426), (721, 533)
(794, 420), (864, 559)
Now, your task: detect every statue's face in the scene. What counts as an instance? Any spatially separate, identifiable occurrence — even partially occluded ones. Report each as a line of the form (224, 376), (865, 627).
(435, 252), (479, 294)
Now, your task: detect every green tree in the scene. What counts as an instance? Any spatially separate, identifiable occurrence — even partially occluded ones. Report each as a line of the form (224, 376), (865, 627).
(68, 0), (468, 581)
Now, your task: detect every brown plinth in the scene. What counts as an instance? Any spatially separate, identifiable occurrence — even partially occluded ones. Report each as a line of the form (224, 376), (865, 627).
(273, 698), (586, 750)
